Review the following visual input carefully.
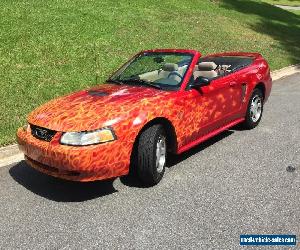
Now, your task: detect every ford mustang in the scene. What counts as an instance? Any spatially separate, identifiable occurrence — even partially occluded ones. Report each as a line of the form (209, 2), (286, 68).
(17, 49), (272, 186)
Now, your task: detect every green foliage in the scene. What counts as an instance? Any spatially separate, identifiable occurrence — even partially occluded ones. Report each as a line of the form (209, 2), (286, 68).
(0, 0), (299, 145)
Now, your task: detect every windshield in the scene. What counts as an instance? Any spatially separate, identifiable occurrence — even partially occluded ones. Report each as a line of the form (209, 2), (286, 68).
(108, 52), (193, 90)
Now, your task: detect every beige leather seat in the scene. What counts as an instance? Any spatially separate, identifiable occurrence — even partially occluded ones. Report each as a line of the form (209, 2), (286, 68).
(158, 63), (182, 82)
(194, 62), (218, 79)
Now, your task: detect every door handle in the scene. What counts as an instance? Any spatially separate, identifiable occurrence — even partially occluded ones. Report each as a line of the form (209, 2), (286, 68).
(229, 82), (237, 87)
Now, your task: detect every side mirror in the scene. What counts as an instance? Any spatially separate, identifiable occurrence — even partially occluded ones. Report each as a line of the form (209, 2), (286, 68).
(192, 76), (211, 88)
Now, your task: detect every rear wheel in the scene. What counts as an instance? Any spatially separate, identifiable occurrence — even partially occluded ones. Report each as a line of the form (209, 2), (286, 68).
(135, 124), (167, 186)
(242, 88), (264, 129)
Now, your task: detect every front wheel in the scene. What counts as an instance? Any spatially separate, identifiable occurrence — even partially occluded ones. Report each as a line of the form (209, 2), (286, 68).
(242, 88), (264, 129)
(136, 124), (167, 186)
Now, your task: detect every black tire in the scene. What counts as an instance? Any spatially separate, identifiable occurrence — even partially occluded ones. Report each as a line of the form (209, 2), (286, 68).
(242, 88), (264, 129)
(135, 124), (167, 186)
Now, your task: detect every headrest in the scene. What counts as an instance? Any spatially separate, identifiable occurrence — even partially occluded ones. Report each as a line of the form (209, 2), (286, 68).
(162, 63), (178, 72)
(198, 62), (217, 71)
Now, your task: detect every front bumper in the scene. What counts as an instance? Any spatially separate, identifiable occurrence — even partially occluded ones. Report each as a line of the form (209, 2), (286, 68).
(17, 127), (131, 182)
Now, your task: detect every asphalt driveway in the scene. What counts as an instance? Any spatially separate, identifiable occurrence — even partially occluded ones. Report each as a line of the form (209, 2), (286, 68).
(0, 74), (299, 249)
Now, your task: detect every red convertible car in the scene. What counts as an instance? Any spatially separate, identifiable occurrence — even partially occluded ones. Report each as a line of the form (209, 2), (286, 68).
(17, 49), (272, 185)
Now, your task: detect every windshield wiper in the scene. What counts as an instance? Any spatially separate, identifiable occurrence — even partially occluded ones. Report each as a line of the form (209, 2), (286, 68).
(122, 78), (162, 89)
(106, 79), (124, 85)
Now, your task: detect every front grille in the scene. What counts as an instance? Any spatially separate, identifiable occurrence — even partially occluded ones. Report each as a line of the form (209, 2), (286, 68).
(30, 124), (56, 142)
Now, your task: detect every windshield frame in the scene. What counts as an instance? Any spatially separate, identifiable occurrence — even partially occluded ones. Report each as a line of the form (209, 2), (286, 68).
(107, 50), (199, 91)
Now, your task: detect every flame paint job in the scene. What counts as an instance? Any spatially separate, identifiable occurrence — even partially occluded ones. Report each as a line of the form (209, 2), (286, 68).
(17, 49), (272, 182)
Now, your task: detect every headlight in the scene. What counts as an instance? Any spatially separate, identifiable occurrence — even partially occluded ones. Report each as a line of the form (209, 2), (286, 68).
(60, 128), (116, 146)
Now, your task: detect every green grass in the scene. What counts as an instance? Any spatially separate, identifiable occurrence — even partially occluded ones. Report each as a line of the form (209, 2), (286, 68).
(0, 0), (300, 146)
(289, 10), (300, 14)
(262, 0), (300, 6)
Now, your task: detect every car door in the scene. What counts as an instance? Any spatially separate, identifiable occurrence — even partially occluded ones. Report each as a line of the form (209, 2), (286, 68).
(214, 72), (244, 120)
(178, 73), (243, 146)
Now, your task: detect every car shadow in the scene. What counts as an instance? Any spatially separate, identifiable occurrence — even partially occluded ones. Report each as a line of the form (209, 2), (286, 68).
(167, 130), (234, 167)
(9, 130), (235, 199)
(120, 129), (234, 188)
(9, 162), (118, 202)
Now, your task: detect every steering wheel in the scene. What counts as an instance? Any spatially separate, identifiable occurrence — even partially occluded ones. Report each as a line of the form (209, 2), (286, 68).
(167, 71), (183, 81)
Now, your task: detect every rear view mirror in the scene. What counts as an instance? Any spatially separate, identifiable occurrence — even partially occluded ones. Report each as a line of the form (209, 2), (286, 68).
(192, 76), (211, 87)
(153, 57), (165, 63)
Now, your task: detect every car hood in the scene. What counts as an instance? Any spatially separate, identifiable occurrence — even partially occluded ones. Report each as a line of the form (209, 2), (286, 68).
(28, 83), (169, 132)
